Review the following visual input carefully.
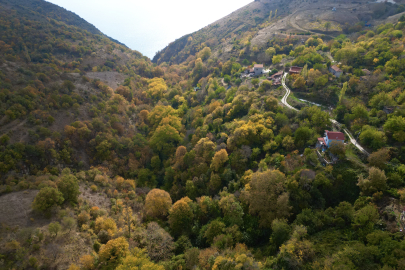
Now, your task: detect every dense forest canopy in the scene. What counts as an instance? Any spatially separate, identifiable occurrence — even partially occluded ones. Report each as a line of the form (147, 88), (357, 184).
(1, 0), (405, 269)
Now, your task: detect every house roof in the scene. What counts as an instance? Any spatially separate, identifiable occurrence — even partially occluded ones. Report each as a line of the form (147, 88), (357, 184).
(318, 137), (326, 145)
(270, 71), (283, 78)
(330, 65), (342, 72)
(289, 66), (303, 73)
(326, 131), (345, 141)
(254, 64), (264, 68)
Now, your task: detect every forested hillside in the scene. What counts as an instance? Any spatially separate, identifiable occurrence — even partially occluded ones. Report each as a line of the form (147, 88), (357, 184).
(1, 0), (405, 269)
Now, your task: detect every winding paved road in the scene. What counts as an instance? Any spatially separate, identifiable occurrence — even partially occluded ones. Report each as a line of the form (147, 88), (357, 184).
(281, 73), (369, 156)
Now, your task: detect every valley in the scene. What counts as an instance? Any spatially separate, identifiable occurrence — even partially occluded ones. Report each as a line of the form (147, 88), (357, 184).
(0, 0), (405, 269)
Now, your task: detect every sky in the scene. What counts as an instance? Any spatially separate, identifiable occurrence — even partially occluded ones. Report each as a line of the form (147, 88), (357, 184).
(45, 0), (252, 59)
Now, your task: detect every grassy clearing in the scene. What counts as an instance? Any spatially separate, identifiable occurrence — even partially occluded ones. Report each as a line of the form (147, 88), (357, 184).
(345, 145), (368, 170)
(308, 20), (342, 31)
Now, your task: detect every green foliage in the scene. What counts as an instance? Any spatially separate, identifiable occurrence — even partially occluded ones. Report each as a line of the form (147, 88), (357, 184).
(32, 187), (64, 212)
(48, 221), (61, 236)
(57, 173), (80, 204)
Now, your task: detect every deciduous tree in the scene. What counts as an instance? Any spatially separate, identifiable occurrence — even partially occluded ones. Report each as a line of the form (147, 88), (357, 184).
(210, 149), (229, 172)
(169, 197), (194, 237)
(32, 187), (64, 213)
(242, 170), (291, 228)
(98, 237), (129, 267)
(145, 189), (172, 219)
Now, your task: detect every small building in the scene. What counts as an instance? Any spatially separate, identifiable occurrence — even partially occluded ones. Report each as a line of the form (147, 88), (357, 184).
(193, 87), (201, 91)
(270, 71), (283, 80)
(324, 130), (345, 147)
(254, 64), (264, 76)
(316, 137), (327, 151)
(269, 71), (283, 85)
(289, 66), (303, 75)
(329, 65), (343, 77)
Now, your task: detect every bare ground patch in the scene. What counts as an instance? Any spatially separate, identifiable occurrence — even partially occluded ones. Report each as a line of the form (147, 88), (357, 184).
(85, 71), (128, 90)
(0, 190), (49, 228)
(79, 184), (111, 210)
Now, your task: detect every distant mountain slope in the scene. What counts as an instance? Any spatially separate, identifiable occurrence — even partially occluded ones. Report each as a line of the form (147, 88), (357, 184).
(153, 0), (405, 65)
(0, 0), (125, 45)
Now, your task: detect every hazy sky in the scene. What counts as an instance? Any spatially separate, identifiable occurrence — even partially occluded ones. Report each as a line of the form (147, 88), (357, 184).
(45, 0), (252, 59)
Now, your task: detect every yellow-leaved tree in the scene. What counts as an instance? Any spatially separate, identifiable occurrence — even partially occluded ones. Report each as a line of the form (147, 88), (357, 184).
(210, 149), (229, 172)
(98, 237), (129, 267)
(116, 248), (164, 270)
(169, 197), (195, 237)
(145, 78), (168, 101)
(241, 169), (291, 228)
(145, 188), (172, 219)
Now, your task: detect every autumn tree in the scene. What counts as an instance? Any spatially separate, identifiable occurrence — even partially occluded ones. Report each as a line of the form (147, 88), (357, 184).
(121, 206), (136, 238)
(218, 194), (244, 226)
(368, 148), (390, 169)
(116, 248), (164, 270)
(358, 167), (387, 195)
(194, 137), (216, 163)
(242, 170), (291, 228)
(32, 187), (64, 213)
(210, 149), (229, 172)
(339, 82), (347, 102)
(149, 124), (182, 159)
(79, 254), (95, 270)
(95, 216), (117, 238)
(169, 197), (195, 237)
(265, 47), (276, 58)
(301, 64), (308, 79)
(272, 54), (283, 64)
(262, 97), (277, 112)
(198, 47), (212, 61)
(98, 237), (129, 267)
(145, 78), (168, 101)
(146, 222), (175, 261)
(145, 189), (172, 219)
(282, 135), (295, 151)
(293, 75), (306, 89)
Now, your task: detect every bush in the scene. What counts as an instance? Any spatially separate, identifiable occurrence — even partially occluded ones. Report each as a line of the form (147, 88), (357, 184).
(32, 187), (64, 213)
(90, 185), (98, 192)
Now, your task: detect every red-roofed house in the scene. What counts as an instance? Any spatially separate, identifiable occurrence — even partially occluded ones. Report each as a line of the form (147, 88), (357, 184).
(324, 130), (345, 147)
(289, 66), (303, 75)
(316, 131), (345, 150)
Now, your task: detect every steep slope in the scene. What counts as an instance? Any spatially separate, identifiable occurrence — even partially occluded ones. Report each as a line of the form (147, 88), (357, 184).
(0, 0), (124, 45)
(0, 0), (158, 176)
(153, 0), (405, 65)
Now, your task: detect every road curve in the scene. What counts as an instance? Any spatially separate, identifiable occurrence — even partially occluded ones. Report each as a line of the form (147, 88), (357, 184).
(281, 73), (369, 156)
(281, 73), (299, 111)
